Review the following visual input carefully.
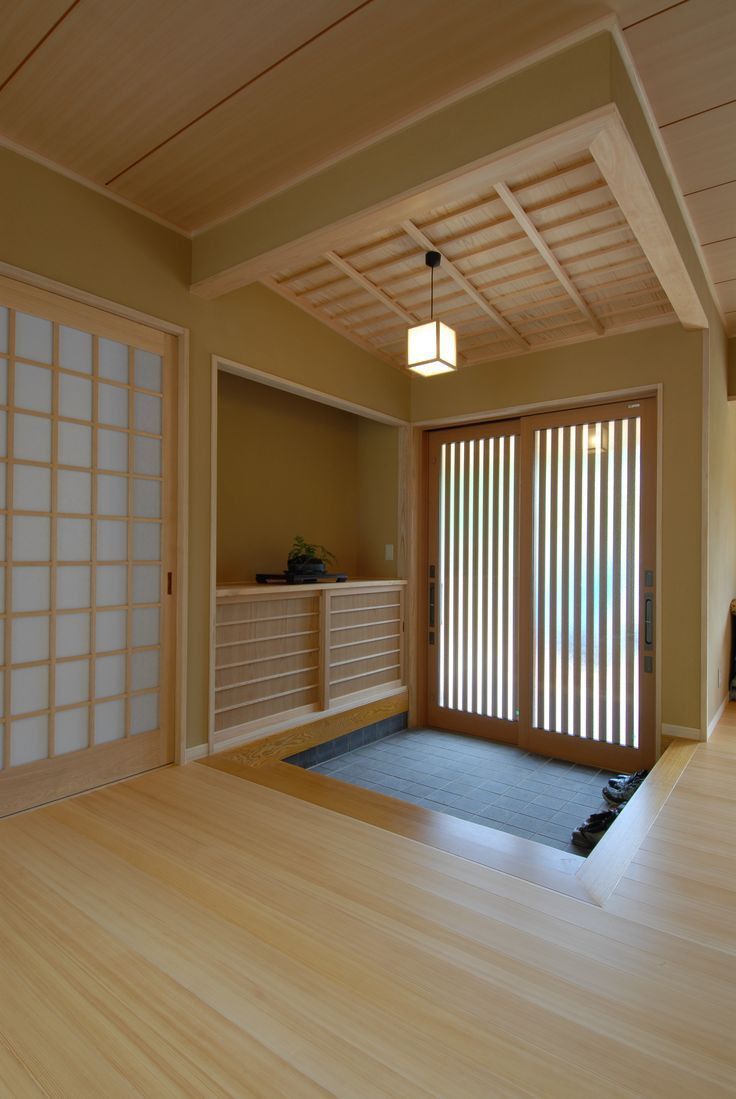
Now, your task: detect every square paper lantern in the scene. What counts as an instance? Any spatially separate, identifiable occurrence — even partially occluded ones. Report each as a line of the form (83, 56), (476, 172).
(407, 320), (457, 377)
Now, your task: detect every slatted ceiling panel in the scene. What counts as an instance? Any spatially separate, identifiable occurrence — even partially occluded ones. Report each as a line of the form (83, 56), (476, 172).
(265, 143), (681, 369)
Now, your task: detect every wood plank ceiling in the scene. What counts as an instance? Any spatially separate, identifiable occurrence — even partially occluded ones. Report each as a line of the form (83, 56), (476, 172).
(623, 0), (736, 334)
(0, 0), (732, 334)
(268, 151), (676, 368)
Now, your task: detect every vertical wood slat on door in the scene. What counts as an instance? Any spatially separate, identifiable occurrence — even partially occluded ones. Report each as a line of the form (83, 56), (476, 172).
(432, 426), (519, 725)
(530, 411), (643, 749)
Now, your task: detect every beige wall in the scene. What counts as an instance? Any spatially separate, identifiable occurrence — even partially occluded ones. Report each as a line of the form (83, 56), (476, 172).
(0, 146), (409, 748)
(412, 323), (704, 733)
(704, 315), (736, 727)
(217, 372), (398, 582)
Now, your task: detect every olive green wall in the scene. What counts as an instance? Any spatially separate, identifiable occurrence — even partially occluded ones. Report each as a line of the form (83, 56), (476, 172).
(216, 373), (399, 582)
(411, 323), (704, 733)
(356, 419), (399, 578)
(0, 146), (409, 749)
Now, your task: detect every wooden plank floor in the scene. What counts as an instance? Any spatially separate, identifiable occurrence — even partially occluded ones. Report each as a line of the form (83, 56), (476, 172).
(1, 722), (735, 1096)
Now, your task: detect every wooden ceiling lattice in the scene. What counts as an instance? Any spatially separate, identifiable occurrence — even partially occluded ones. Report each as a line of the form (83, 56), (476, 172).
(269, 150), (677, 371)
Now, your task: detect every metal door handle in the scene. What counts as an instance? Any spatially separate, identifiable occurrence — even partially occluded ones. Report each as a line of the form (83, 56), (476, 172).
(429, 581), (435, 628)
(644, 595), (653, 647)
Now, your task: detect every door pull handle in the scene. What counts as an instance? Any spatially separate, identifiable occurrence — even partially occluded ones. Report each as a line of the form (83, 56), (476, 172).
(644, 595), (653, 647)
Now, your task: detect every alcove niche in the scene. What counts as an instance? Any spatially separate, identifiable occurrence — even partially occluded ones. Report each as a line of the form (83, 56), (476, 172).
(216, 370), (399, 584)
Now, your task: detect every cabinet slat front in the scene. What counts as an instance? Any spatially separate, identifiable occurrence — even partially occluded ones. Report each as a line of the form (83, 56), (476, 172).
(213, 582), (406, 748)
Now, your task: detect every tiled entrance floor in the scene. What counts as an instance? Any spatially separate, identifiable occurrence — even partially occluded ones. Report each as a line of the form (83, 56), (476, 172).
(309, 728), (616, 854)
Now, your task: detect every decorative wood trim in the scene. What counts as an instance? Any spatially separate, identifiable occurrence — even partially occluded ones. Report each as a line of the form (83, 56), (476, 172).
(185, 742), (209, 762)
(576, 737), (699, 905)
(588, 113), (708, 330)
(203, 689), (408, 767)
(493, 182), (604, 334)
(398, 425), (424, 726)
(214, 354), (409, 426)
(400, 219), (528, 349)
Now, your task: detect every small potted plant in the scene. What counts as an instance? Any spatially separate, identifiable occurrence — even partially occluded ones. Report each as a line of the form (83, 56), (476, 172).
(287, 535), (336, 577)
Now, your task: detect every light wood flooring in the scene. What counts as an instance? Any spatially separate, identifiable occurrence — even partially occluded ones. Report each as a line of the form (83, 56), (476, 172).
(1, 715), (735, 1096)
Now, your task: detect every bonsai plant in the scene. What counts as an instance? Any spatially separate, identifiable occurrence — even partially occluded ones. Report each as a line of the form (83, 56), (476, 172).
(287, 535), (336, 576)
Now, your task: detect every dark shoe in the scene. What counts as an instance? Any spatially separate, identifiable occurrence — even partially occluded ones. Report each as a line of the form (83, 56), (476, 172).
(571, 808), (620, 850)
(602, 769), (648, 804)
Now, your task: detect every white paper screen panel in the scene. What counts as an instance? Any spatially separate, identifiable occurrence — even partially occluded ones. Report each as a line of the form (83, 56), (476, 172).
(531, 417), (641, 748)
(0, 305), (165, 772)
(436, 435), (519, 721)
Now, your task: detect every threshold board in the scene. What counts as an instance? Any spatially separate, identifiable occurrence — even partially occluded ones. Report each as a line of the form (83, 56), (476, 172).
(202, 755), (591, 902)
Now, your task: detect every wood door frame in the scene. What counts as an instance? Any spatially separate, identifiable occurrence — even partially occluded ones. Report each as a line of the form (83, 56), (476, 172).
(419, 386), (662, 759)
(0, 261), (190, 766)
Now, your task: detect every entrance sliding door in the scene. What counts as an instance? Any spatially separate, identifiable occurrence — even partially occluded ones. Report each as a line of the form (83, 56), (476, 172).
(518, 399), (656, 770)
(0, 276), (177, 817)
(426, 398), (656, 770)
(426, 420), (520, 741)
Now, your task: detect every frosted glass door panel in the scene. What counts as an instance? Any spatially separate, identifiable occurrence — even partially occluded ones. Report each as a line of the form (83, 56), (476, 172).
(0, 292), (171, 808)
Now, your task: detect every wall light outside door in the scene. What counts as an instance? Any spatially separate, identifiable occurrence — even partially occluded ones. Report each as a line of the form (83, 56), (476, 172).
(407, 251), (457, 377)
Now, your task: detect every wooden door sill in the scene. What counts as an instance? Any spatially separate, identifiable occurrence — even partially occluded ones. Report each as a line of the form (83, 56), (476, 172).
(201, 754), (592, 902)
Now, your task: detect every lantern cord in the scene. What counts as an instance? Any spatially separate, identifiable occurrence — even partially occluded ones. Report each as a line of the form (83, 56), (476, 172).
(430, 265), (434, 320)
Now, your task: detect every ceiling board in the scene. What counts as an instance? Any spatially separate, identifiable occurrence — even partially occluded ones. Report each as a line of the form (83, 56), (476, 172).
(685, 181), (736, 246)
(662, 100), (736, 196)
(624, 0), (736, 125)
(701, 238), (736, 285)
(0, 0), (357, 186)
(715, 280), (736, 314)
(110, 0), (621, 228)
(0, 0), (72, 88)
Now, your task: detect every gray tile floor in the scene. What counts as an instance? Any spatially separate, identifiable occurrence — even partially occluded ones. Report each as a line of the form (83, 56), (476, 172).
(309, 728), (616, 855)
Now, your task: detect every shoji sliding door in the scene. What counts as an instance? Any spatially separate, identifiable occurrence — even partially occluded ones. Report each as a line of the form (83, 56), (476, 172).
(427, 420), (520, 740)
(0, 277), (177, 817)
(426, 399), (656, 770)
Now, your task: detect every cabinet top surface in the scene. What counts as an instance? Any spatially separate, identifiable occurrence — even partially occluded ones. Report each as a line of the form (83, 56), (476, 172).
(216, 578), (406, 599)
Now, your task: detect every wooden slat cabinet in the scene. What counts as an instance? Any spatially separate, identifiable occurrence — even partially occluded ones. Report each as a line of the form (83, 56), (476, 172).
(214, 581), (406, 749)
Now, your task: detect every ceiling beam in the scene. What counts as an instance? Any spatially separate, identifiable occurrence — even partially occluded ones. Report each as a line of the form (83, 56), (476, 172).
(400, 219), (528, 349)
(494, 182), (604, 334)
(323, 251), (418, 324)
(589, 114), (708, 330)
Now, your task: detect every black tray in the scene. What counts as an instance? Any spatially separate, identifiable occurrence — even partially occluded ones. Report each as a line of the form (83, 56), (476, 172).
(255, 572), (348, 585)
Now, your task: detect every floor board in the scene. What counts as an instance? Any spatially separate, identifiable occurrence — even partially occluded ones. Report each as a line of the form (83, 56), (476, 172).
(0, 716), (735, 1096)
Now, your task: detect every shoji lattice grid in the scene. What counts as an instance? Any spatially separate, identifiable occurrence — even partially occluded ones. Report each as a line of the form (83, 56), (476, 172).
(0, 305), (164, 769)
